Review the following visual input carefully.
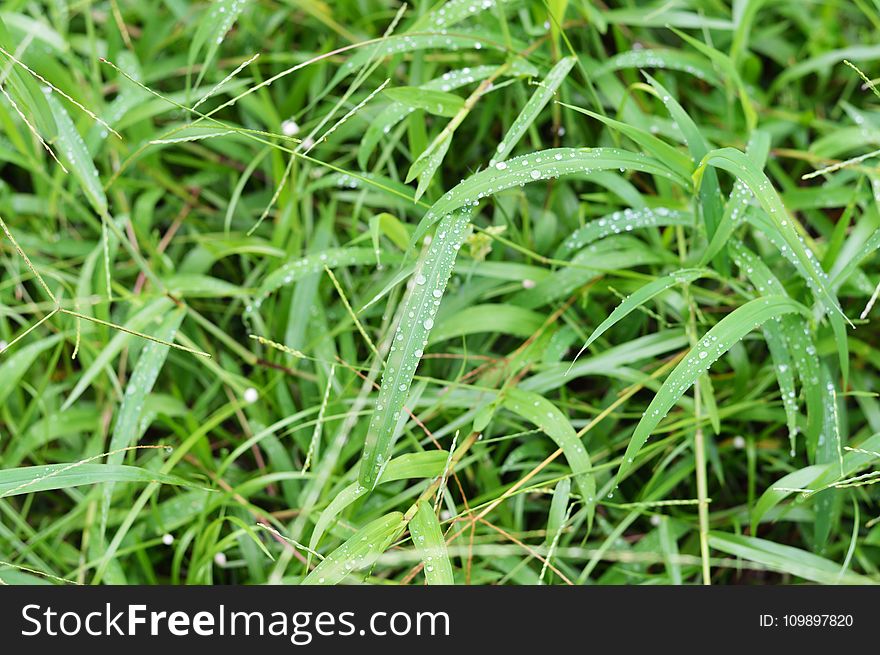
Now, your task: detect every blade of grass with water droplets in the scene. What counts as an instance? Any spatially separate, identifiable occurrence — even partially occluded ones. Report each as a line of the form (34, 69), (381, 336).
(358, 211), (471, 489)
(616, 296), (810, 483)
(701, 129), (771, 266)
(0, 464), (193, 498)
(383, 87), (465, 117)
(412, 147), (686, 244)
(251, 247), (400, 320)
(188, 0), (248, 92)
(62, 298), (174, 410)
(502, 387), (596, 527)
(516, 238), (675, 309)
(410, 502), (454, 584)
(310, 451), (449, 554)
(46, 93), (107, 215)
(409, 58), (668, 201)
(697, 147), (848, 323)
(359, 66), (497, 169)
(302, 512), (404, 585)
(813, 365), (843, 550)
(556, 207), (693, 257)
(101, 309), (185, 534)
(593, 48), (722, 86)
(781, 316), (825, 459)
(329, 31), (520, 89)
(602, 7), (734, 30)
(492, 56), (576, 164)
(571, 268), (713, 364)
(410, 138), (451, 200)
(644, 74), (724, 252)
(558, 104), (694, 179)
(729, 240), (799, 447)
(745, 206), (850, 386)
(410, 0), (516, 31)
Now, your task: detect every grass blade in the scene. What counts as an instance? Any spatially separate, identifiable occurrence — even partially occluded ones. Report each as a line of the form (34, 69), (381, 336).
(101, 309), (185, 531)
(46, 94), (107, 214)
(502, 387), (596, 527)
(410, 502), (454, 585)
(492, 56), (576, 164)
(571, 268), (713, 364)
(616, 296), (810, 482)
(310, 450), (449, 553)
(383, 87), (465, 117)
(0, 463), (193, 498)
(556, 207), (693, 257)
(302, 512), (404, 585)
(708, 532), (875, 584)
(358, 211), (471, 489)
(696, 147), (848, 323)
(413, 147), (686, 243)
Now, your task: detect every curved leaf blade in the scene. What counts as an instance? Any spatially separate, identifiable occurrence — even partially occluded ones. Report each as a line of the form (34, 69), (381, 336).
(302, 512), (404, 585)
(410, 502), (454, 585)
(413, 147), (687, 244)
(616, 296), (810, 482)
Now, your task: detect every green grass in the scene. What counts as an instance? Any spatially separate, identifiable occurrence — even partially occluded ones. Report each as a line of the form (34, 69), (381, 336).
(1, 0), (880, 586)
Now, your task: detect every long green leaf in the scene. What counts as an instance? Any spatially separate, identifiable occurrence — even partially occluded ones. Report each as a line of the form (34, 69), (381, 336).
(617, 296), (810, 482)
(752, 432), (880, 530)
(556, 207), (693, 257)
(413, 147), (686, 244)
(728, 240), (799, 445)
(410, 502), (454, 584)
(708, 532), (875, 584)
(46, 94), (107, 214)
(188, 0), (248, 91)
(503, 387), (596, 526)
(572, 268), (712, 361)
(310, 450), (449, 553)
(383, 87), (464, 117)
(62, 297), (173, 409)
(101, 309), (185, 531)
(696, 147), (847, 323)
(302, 512), (404, 585)
(559, 104), (694, 179)
(359, 211), (471, 489)
(0, 463), (193, 498)
(359, 66), (497, 169)
(492, 57), (576, 163)
(0, 334), (64, 405)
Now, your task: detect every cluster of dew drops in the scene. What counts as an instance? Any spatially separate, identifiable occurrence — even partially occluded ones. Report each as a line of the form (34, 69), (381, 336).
(211, 0), (246, 45)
